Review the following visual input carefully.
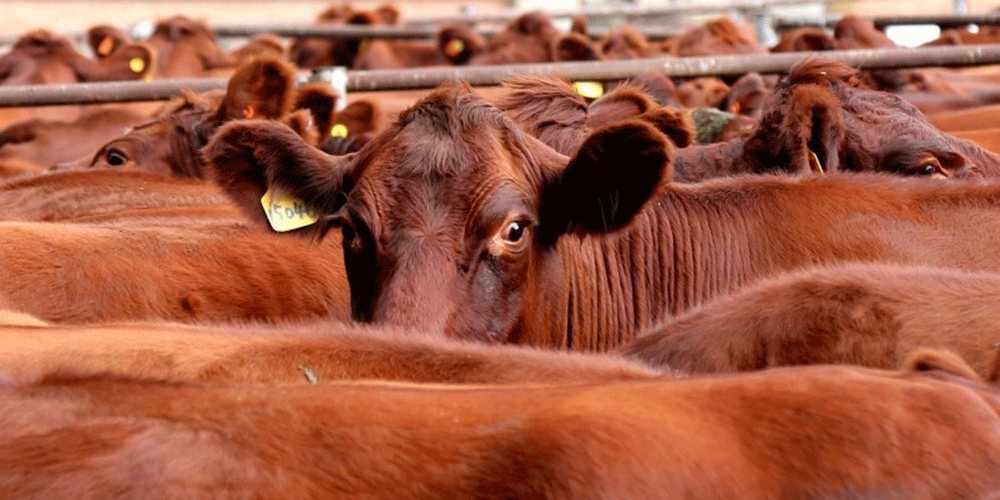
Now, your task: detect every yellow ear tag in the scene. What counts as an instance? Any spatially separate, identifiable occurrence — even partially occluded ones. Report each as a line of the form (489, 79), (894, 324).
(260, 186), (319, 232)
(129, 57), (146, 74)
(330, 123), (349, 137)
(359, 39), (371, 53)
(573, 81), (604, 99)
(97, 36), (114, 56)
(444, 38), (465, 58)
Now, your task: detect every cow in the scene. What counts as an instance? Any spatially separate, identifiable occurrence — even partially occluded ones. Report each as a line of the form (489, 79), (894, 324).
(57, 55), (372, 178)
(0, 29), (154, 125)
(207, 81), (1000, 352)
(289, 3), (400, 69)
(667, 17), (767, 57)
(143, 16), (285, 78)
(623, 264), (1000, 381)
(444, 11), (564, 65)
(0, 219), (350, 324)
(0, 106), (148, 170)
(0, 321), (665, 385)
(673, 57), (1000, 181)
(2, 355), (1000, 499)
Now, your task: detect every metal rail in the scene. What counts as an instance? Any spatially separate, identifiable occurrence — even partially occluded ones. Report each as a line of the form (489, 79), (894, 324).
(403, 0), (827, 25)
(774, 13), (1000, 30)
(4, 44), (1000, 107)
(210, 23), (681, 41)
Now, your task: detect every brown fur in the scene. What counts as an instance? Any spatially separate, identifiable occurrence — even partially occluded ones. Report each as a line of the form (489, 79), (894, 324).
(3, 364), (1000, 498)
(771, 27), (837, 52)
(0, 321), (664, 385)
(0, 169), (230, 222)
(0, 219), (350, 324)
(623, 264), (1000, 381)
(598, 26), (663, 60)
(494, 77), (693, 155)
(207, 84), (1000, 351)
(670, 18), (766, 57)
(289, 4), (393, 68)
(467, 11), (562, 64)
(436, 24), (487, 65)
(141, 15), (276, 77)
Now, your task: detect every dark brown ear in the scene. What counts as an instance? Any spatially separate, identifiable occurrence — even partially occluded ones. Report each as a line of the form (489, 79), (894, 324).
(793, 30), (838, 51)
(570, 15), (588, 36)
(537, 120), (671, 245)
(209, 55), (297, 126)
(294, 83), (337, 140)
(640, 107), (694, 148)
(203, 120), (354, 228)
(334, 99), (382, 136)
(437, 25), (486, 65)
(87, 25), (130, 59)
(743, 82), (843, 175)
(553, 33), (601, 61)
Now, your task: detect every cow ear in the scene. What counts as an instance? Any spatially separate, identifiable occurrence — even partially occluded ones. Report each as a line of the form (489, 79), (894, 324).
(437, 25), (486, 65)
(785, 84), (844, 174)
(570, 15), (588, 36)
(553, 33), (601, 61)
(294, 83), (337, 140)
(640, 107), (694, 148)
(537, 120), (671, 245)
(203, 120), (354, 229)
(213, 55), (297, 124)
(334, 99), (382, 136)
(87, 25), (129, 59)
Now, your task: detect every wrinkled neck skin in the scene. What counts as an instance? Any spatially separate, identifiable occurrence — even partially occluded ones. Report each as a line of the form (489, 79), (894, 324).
(672, 140), (746, 182)
(517, 188), (758, 352)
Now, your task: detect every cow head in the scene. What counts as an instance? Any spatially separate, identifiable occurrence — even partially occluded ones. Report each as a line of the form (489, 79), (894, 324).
(0, 29), (154, 86)
(466, 11), (562, 64)
(68, 56), (307, 177)
(670, 18), (767, 57)
(206, 85), (673, 340)
(771, 27), (837, 53)
(741, 57), (1000, 178)
(290, 4), (398, 68)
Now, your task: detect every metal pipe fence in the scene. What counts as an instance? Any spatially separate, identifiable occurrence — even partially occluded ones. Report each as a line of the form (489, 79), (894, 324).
(3, 44), (1000, 107)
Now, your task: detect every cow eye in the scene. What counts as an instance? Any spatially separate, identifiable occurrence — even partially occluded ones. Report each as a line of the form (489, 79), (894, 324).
(105, 148), (128, 167)
(919, 163), (936, 176)
(502, 220), (527, 243)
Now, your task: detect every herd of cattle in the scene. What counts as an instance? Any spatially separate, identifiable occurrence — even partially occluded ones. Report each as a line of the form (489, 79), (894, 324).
(6, 2), (1000, 498)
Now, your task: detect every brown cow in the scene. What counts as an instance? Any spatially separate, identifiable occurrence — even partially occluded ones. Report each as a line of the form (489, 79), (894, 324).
(0, 321), (665, 385)
(623, 264), (1000, 381)
(2, 356), (1000, 498)
(0, 219), (349, 324)
(289, 3), (400, 68)
(60, 55), (364, 178)
(674, 57), (1000, 181)
(207, 82), (1000, 351)
(0, 106), (148, 170)
(449, 11), (564, 65)
(0, 29), (154, 125)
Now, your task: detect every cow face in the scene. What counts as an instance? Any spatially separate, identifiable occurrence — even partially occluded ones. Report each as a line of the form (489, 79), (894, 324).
(206, 86), (671, 341)
(742, 57), (1000, 178)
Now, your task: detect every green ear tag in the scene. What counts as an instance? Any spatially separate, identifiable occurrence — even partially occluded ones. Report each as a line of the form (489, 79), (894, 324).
(260, 186), (319, 232)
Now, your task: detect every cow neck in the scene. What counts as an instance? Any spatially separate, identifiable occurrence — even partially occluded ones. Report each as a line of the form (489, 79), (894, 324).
(554, 186), (757, 352)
